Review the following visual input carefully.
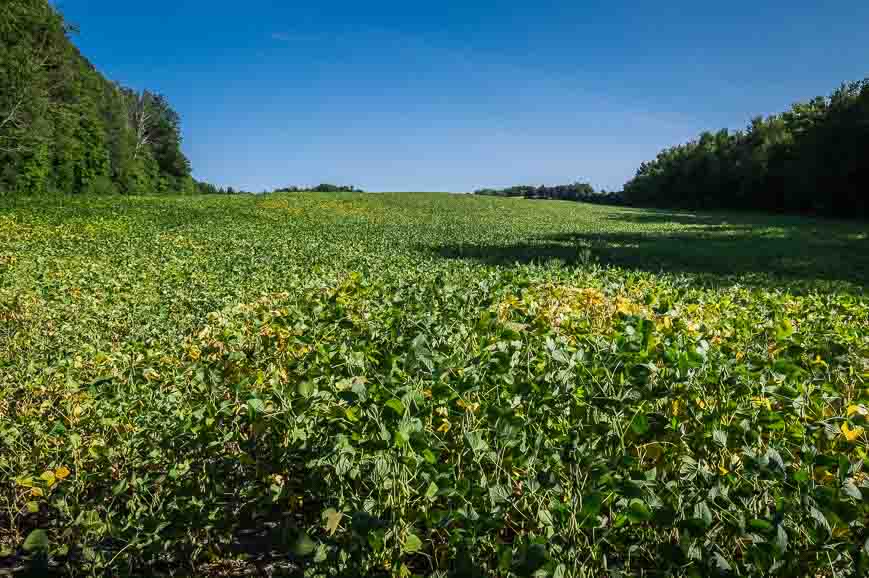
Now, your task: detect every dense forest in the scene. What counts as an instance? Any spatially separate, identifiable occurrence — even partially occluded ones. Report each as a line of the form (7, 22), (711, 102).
(0, 0), (195, 196)
(623, 79), (869, 218)
(475, 182), (621, 204)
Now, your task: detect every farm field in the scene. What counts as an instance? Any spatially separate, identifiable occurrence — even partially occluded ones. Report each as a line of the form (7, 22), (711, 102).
(1, 192), (868, 576)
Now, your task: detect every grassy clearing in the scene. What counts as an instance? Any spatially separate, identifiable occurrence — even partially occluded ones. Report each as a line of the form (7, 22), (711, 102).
(1, 193), (867, 576)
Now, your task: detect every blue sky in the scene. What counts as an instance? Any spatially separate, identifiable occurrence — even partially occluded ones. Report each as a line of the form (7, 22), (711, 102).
(58, 1), (869, 192)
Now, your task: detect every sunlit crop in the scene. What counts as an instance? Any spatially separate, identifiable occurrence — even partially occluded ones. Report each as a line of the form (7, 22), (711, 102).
(1, 193), (867, 576)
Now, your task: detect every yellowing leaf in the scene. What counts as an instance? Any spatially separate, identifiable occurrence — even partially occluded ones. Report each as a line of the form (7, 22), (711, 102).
(30, 487), (44, 497)
(813, 467), (835, 484)
(39, 471), (56, 487)
(54, 466), (71, 480)
(841, 422), (864, 442)
(436, 420), (451, 433)
(846, 404), (867, 417)
(323, 508), (342, 536)
(718, 466), (730, 476)
(751, 397), (772, 411)
(615, 298), (634, 315)
(456, 399), (480, 413)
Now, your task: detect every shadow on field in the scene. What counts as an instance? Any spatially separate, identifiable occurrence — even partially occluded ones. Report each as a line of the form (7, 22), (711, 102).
(430, 209), (869, 289)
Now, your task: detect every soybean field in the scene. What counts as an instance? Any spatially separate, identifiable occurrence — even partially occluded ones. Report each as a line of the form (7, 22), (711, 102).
(1, 192), (868, 576)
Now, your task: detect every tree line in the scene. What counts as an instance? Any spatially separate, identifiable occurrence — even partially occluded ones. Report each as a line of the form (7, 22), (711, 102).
(0, 0), (195, 196)
(477, 79), (868, 219)
(474, 182), (621, 205)
(271, 184), (363, 193)
(622, 79), (869, 218)
(193, 182), (255, 195)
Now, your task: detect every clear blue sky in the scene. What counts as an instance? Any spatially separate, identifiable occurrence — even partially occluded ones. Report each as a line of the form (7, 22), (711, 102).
(58, 1), (868, 192)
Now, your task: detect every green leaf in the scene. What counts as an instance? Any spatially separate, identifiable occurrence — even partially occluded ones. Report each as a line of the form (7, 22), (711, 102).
(297, 381), (315, 398)
(627, 499), (652, 523)
(394, 429), (410, 446)
(464, 431), (488, 453)
(538, 508), (555, 527)
(748, 518), (773, 533)
(368, 529), (385, 552)
(579, 493), (603, 525)
(384, 398), (405, 415)
(695, 501), (713, 529)
(488, 484), (508, 504)
(809, 507), (831, 536)
(246, 398), (265, 413)
(630, 412), (649, 435)
(424, 481), (438, 500)
(22, 529), (49, 553)
(403, 532), (422, 553)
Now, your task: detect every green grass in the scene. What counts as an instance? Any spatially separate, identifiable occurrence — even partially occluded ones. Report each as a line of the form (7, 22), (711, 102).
(1, 193), (867, 576)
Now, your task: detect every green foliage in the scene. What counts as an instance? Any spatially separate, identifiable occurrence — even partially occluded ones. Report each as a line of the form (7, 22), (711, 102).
(624, 79), (869, 219)
(274, 184), (363, 193)
(0, 1), (192, 196)
(1, 192), (867, 576)
(475, 182), (621, 205)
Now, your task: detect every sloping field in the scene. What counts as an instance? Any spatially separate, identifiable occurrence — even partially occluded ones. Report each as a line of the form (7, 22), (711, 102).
(1, 193), (867, 576)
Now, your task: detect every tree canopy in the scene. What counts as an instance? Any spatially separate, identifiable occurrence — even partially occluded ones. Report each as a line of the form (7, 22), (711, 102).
(272, 184), (363, 193)
(623, 79), (869, 218)
(475, 182), (620, 205)
(0, 0), (193, 196)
